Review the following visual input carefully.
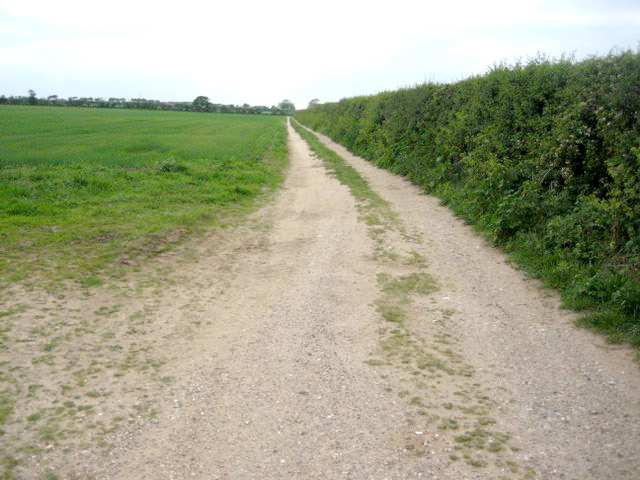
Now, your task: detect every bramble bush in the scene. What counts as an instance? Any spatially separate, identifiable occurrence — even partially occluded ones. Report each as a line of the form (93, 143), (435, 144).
(296, 50), (640, 346)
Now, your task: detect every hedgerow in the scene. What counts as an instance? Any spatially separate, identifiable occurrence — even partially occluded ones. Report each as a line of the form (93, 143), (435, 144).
(295, 50), (640, 346)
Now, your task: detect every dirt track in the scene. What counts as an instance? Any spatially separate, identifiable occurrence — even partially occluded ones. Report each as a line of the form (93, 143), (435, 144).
(5, 121), (640, 479)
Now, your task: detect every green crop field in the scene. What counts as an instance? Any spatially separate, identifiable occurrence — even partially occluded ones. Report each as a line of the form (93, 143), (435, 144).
(0, 105), (287, 289)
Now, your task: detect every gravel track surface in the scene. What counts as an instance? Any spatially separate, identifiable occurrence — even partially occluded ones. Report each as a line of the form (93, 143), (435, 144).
(6, 121), (638, 480)
(309, 127), (640, 480)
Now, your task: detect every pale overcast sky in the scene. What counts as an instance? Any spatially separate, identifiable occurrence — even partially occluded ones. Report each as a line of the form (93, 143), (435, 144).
(1, 0), (639, 109)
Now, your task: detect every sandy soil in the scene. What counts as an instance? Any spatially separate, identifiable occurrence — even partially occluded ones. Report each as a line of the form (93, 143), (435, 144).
(3, 120), (639, 479)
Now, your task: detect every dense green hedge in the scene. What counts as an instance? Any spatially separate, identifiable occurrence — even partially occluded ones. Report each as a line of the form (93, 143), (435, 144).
(295, 50), (640, 346)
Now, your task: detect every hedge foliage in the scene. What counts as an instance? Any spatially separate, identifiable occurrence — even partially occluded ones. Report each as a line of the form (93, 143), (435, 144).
(295, 50), (640, 346)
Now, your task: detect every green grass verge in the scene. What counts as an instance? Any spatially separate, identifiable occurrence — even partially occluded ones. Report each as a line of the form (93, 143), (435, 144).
(290, 118), (388, 213)
(0, 106), (288, 289)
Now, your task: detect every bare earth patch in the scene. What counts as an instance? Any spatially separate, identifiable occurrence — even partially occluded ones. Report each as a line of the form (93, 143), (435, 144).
(1, 121), (638, 479)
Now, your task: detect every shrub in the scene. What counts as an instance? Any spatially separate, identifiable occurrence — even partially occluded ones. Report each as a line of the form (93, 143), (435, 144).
(296, 49), (640, 345)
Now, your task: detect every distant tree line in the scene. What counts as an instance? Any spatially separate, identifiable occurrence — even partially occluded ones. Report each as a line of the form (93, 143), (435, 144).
(0, 91), (294, 115)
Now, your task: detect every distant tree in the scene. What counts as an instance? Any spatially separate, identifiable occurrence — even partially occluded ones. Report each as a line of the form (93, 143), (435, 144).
(0, 95), (6, 104)
(47, 95), (58, 101)
(277, 99), (295, 115)
(192, 95), (210, 112)
(28, 89), (37, 105)
(308, 98), (319, 108)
